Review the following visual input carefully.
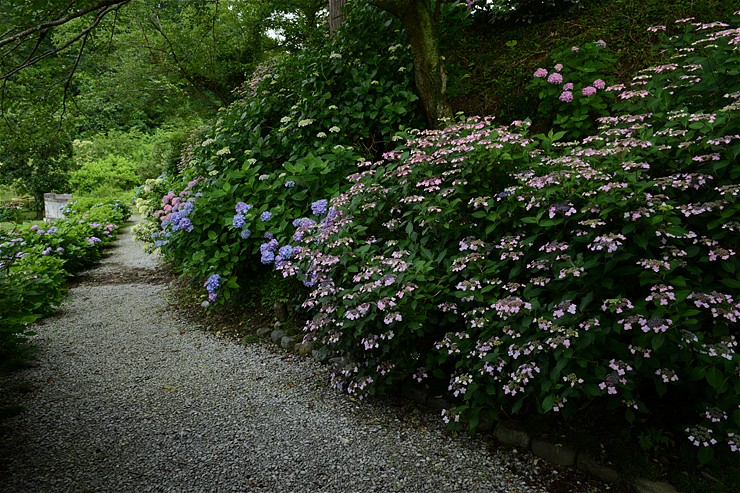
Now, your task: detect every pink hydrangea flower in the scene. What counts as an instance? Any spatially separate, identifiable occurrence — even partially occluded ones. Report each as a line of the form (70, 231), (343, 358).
(563, 82), (574, 91)
(596, 39), (607, 47)
(554, 63), (563, 72)
(582, 86), (597, 97)
(547, 72), (563, 84)
(559, 91), (573, 102)
(571, 46), (580, 53)
(534, 68), (548, 78)
(593, 79), (606, 89)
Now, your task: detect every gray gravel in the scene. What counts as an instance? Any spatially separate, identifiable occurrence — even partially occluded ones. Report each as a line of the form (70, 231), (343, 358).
(0, 223), (601, 492)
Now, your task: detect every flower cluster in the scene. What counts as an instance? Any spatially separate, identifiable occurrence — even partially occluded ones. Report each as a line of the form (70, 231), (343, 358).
(527, 39), (618, 138)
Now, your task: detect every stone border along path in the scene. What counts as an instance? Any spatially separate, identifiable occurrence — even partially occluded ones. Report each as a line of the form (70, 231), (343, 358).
(0, 222), (612, 493)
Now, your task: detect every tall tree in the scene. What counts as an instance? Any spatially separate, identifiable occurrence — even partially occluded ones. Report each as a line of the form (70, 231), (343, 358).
(368, 0), (453, 128)
(329, 0), (347, 34)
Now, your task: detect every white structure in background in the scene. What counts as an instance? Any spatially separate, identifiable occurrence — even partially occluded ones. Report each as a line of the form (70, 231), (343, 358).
(44, 193), (73, 221)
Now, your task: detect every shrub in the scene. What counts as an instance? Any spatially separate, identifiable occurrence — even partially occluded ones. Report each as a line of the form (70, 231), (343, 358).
(68, 155), (140, 194)
(526, 38), (617, 138)
(0, 199), (128, 359)
(139, 5), (424, 304)
(279, 16), (739, 461)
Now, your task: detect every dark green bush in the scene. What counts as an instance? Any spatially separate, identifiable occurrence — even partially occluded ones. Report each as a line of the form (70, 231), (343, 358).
(283, 16), (740, 462)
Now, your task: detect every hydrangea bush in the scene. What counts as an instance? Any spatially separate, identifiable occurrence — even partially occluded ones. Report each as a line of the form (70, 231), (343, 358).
(526, 39), (617, 139)
(138, 6), (423, 304)
(278, 16), (739, 461)
(0, 199), (129, 358)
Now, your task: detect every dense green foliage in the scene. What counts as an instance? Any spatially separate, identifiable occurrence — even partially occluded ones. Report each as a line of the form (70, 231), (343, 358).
(140, 12), (740, 473)
(135, 6), (423, 303)
(0, 199), (130, 362)
(3, 0), (739, 486)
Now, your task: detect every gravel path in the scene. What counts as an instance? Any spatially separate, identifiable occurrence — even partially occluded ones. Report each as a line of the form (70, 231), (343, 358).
(0, 223), (602, 492)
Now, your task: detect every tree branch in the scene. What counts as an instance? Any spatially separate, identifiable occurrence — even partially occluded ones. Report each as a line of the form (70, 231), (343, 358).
(0, 5), (121, 82)
(0, 0), (131, 49)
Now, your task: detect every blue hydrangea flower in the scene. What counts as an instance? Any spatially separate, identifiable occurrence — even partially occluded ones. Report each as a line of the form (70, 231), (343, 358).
(179, 218), (194, 232)
(278, 245), (293, 259)
(292, 218), (305, 227)
(260, 239), (279, 254)
(261, 250), (275, 264)
(240, 228), (252, 239)
(235, 202), (253, 214)
(285, 181), (296, 188)
(182, 201), (195, 214)
(204, 274), (220, 301)
(311, 199), (328, 216)
(260, 211), (273, 222)
(204, 273), (220, 293)
(233, 213), (246, 229)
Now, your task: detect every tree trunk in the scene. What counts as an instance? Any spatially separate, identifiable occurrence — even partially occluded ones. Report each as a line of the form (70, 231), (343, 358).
(370, 0), (453, 128)
(329, 0), (347, 35)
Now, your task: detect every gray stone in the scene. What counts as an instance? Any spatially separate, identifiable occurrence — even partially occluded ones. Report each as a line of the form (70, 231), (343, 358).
(404, 384), (428, 406)
(296, 342), (313, 357)
(632, 478), (680, 493)
(270, 329), (286, 344)
(425, 396), (450, 412)
(530, 438), (576, 466)
(273, 302), (289, 322)
(311, 349), (326, 362)
(280, 336), (296, 349)
(494, 421), (531, 450)
(328, 356), (346, 366)
(576, 453), (620, 483)
(256, 327), (271, 337)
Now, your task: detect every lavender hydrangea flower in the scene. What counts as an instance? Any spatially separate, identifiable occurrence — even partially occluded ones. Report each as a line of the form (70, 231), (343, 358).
(179, 217), (194, 232)
(233, 213), (246, 229)
(261, 250), (275, 264)
(260, 211), (273, 222)
(240, 228), (252, 239)
(311, 199), (328, 216)
(278, 245), (294, 259)
(235, 202), (252, 214)
(204, 274), (220, 301)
